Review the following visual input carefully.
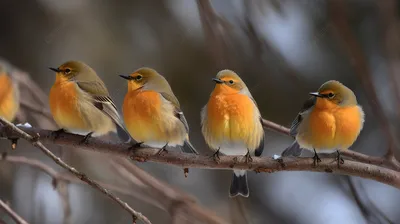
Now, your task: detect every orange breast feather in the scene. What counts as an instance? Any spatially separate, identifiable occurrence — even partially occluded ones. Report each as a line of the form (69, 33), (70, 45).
(307, 105), (362, 149)
(206, 93), (258, 148)
(0, 74), (18, 121)
(123, 90), (165, 142)
(49, 76), (87, 130)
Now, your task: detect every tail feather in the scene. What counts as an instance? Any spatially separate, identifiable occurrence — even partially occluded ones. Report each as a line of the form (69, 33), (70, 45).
(116, 124), (132, 143)
(230, 170), (249, 198)
(281, 141), (303, 157)
(181, 140), (199, 154)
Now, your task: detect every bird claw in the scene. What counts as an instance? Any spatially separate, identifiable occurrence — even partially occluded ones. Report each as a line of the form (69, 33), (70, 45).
(336, 150), (344, 168)
(128, 142), (143, 151)
(157, 143), (168, 155)
(245, 150), (253, 164)
(313, 149), (321, 167)
(79, 132), (93, 144)
(210, 148), (221, 163)
(51, 128), (65, 140)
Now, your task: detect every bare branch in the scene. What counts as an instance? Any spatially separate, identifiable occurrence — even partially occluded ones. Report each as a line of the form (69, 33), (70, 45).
(1, 121), (400, 190)
(0, 118), (151, 224)
(113, 159), (228, 224)
(0, 199), (29, 224)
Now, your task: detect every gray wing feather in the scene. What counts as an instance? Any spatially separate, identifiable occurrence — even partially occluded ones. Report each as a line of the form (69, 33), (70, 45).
(76, 82), (131, 142)
(290, 97), (316, 137)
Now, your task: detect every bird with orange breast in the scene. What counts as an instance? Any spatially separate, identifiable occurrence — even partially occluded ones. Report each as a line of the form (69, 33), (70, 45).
(120, 67), (198, 154)
(201, 70), (264, 198)
(0, 65), (19, 122)
(282, 80), (365, 165)
(49, 61), (130, 142)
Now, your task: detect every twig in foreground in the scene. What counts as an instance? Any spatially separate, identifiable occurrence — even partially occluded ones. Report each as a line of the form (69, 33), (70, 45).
(0, 199), (29, 224)
(0, 117), (151, 224)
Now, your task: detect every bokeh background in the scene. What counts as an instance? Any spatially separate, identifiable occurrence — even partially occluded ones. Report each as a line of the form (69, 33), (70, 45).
(1, 0), (400, 223)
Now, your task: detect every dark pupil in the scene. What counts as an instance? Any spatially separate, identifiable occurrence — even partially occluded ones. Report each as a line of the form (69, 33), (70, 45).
(229, 80), (234, 84)
(65, 69), (71, 73)
(136, 75), (142, 80)
(328, 93), (334, 97)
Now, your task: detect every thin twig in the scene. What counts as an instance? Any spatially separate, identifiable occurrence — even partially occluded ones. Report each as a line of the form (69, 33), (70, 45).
(346, 176), (394, 224)
(113, 159), (227, 224)
(0, 118), (151, 224)
(0, 199), (29, 224)
(1, 155), (165, 211)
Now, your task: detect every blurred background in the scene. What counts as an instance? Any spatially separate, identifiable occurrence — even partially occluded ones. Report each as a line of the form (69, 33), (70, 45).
(1, 0), (400, 223)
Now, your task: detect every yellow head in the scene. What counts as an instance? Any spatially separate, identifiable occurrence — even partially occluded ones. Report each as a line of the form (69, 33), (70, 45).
(49, 61), (99, 83)
(310, 80), (357, 109)
(211, 70), (249, 95)
(119, 67), (174, 94)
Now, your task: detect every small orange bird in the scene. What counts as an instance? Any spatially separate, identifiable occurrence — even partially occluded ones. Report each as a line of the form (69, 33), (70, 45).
(120, 67), (198, 154)
(49, 61), (130, 142)
(0, 65), (19, 122)
(282, 80), (365, 164)
(201, 70), (264, 198)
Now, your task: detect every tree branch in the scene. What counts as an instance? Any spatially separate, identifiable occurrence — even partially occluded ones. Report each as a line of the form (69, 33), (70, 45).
(0, 199), (29, 224)
(1, 119), (400, 190)
(0, 118), (151, 224)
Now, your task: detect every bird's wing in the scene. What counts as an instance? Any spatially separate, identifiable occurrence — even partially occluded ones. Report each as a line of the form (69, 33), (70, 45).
(254, 128), (264, 157)
(76, 81), (131, 142)
(289, 96), (316, 137)
(160, 92), (189, 132)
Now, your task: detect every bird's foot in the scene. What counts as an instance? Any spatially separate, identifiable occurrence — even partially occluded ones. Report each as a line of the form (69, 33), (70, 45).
(80, 132), (93, 144)
(245, 150), (253, 164)
(336, 150), (344, 168)
(51, 128), (65, 140)
(313, 149), (321, 167)
(157, 143), (168, 155)
(210, 148), (221, 163)
(128, 142), (143, 151)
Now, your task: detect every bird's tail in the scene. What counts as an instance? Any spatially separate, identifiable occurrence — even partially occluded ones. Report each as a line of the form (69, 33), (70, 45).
(281, 141), (303, 157)
(230, 170), (249, 198)
(116, 124), (132, 143)
(181, 140), (199, 154)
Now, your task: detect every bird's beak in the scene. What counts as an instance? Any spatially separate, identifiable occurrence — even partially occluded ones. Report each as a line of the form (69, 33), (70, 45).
(119, 75), (131, 80)
(49, 67), (61, 72)
(212, 78), (223, 84)
(309, 92), (323, 97)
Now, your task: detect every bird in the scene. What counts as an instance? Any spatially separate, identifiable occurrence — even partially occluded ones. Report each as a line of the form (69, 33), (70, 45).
(281, 80), (365, 165)
(0, 65), (19, 122)
(48, 60), (130, 142)
(119, 67), (198, 154)
(201, 69), (264, 198)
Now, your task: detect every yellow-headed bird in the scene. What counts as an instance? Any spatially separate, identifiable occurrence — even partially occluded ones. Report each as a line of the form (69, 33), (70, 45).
(49, 61), (130, 142)
(120, 67), (198, 154)
(201, 70), (264, 198)
(0, 65), (19, 122)
(282, 80), (365, 164)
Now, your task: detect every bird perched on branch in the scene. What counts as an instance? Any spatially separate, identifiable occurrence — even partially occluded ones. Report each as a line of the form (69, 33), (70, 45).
(49, 61), (130, 142)
(0, 65), (19, 122)
(201, 70), (264, 198)
(282, 80), (364, 165)
(120, 67), (198, 154)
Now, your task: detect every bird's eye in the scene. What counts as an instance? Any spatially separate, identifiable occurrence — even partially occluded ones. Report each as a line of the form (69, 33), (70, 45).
(328, 93), (335, 99)
(136, 75), (143, 81)
(64, 68), (71, 74)
(228, 80), (234, 84)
